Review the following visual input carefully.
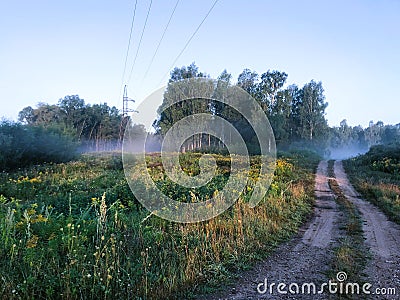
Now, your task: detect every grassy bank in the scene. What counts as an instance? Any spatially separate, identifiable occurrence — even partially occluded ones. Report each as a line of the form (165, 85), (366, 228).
(0, 150), (319, 299)
(343, 143), (400, 224)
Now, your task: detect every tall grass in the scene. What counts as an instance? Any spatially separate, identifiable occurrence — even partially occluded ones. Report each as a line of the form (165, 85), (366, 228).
(0, 151), (319, 299)
(343, 143), (400, 224)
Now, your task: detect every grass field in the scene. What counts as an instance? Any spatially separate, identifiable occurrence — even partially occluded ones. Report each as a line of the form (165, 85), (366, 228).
(343, 143), (400, 224)
(0, 150), (319, 299)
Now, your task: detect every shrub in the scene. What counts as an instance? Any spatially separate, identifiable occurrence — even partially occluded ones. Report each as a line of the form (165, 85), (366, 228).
(0, 121), (77, 170)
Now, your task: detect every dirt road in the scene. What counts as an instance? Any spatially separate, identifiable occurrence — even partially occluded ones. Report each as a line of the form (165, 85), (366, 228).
(201, 161), (342, 299)
(334, 160), (400, 296)
(201, 161), (400, 299)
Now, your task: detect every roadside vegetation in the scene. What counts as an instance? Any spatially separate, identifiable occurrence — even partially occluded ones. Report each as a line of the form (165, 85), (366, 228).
(0, 150), (319, 299)
(343, 143), (400, 224)
(0, 121), (77, 171)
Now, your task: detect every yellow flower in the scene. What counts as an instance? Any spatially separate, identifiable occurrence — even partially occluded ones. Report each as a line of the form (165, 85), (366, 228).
(27, 208), (36, 216)
(15, 221), (24, 229)
(26, 235), (39, 249)
(30, 214), (47, 223)
(29, 177), (41, 183)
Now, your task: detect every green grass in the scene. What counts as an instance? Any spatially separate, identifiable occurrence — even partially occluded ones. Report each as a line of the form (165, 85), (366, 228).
(0, 150), (320, 299)
(343, 143), (400, 224)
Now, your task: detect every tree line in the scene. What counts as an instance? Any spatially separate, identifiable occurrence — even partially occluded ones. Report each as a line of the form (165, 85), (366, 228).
(154, 63), (400, 155)
(154, 63), (329, 154)
(18, 96), (128, 151)
(1, 62), (399, 170)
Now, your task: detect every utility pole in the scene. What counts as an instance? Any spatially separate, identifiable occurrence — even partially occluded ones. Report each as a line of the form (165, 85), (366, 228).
(122, 85), (136, 117)
(119, 85), (137, 145)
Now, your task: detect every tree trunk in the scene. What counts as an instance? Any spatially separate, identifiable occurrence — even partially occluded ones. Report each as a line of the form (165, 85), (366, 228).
(199, 133), (202, 150)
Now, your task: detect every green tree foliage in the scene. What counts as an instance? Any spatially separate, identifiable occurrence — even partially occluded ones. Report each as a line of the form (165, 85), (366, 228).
(329, 120), (400, 154)
(18, 96), (126, 151)
(295, 80), (328, 142)
(237, 68), (258, 97)
(153, 63), (331, 152)
(258, 70), (288, 112)
(15, 64), (399, 159)
(0, 121), (77, 170)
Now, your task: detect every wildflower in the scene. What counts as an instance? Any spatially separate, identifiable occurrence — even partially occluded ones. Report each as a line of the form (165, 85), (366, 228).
(27, 208), (36, 216)
(26, 235), (39, 249)
(29, 177), (41, 183)
(32, 214), (47, 223)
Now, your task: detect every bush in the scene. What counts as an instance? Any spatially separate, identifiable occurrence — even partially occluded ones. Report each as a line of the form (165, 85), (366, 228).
(0, 121), (77, 170)
(343, 143), (400, 224)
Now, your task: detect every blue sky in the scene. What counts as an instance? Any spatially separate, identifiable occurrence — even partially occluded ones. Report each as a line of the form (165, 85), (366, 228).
(1, 0), (399, 127)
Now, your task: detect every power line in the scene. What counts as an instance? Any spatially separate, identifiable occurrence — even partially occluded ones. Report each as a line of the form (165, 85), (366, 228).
(142, 0), (180, 81)
(127, 0), (153, 85)
(121, 0), (138, 86)
(158, 0), (219, 86)
(119, 0), (138, 102)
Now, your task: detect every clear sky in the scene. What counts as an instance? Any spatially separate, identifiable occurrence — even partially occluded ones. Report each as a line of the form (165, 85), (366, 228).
(1, 0), (399, 127)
